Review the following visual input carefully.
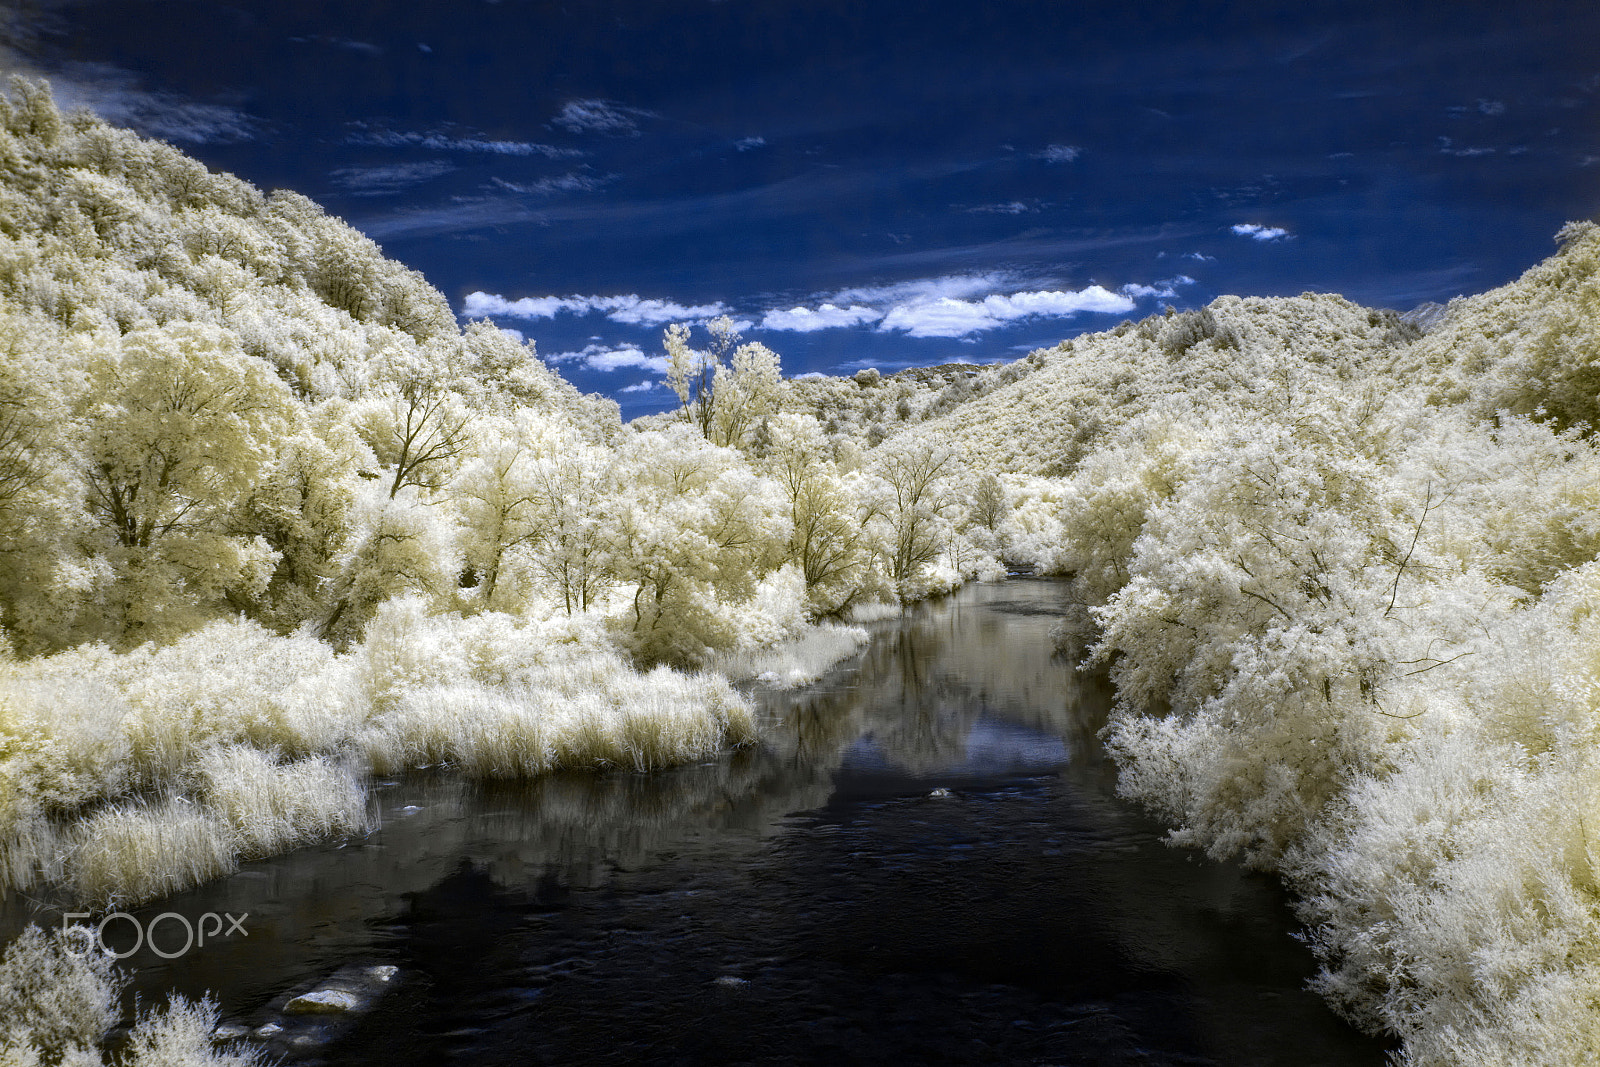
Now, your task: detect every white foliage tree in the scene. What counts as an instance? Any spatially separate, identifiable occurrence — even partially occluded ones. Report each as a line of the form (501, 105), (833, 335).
(861, 434), (964, 601)
(81, 322), (292, 641)
(663, 315), (783, 450)
(609, 425), (789, 665)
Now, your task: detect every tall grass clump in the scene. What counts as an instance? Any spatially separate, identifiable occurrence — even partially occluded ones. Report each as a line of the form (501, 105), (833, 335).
(364, 661), (754, 777)
(198, 746), (370, 858)
(67, 799), (238, 908)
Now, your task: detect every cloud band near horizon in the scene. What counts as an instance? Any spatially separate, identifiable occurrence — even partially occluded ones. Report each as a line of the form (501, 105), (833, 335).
(462, 274), (1190, 341)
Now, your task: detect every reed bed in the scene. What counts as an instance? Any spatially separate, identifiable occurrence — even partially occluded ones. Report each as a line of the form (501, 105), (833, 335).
(1, 604), (761, 908)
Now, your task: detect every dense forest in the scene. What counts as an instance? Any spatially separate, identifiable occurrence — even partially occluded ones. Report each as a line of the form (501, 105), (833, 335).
(3, 76), (1600, 1066)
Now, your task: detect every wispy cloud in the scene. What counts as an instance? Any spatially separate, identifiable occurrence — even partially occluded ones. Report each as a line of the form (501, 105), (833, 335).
(290, 35), (383, 57)
(1448, 98), (1506, 117)
(544, 343), (668, 374)
(735, 136), (767, 151)
(330, 160), (455, 196)
(461, 292), (730, 327)
(1437, 137), (1495, 157)
(619, 379), (662, 393)
(1231, 223), (1291, 241)
(552, 99), (655, 135)
(1035, 144), (1082, 163)
(49, 62), (262, 143)
(489, 172), (615, 195)
(357, 197), (539, 239)
(965, 200), (1041, 215)
(761, 303), (883, 332)
(347, 124), (582, 158)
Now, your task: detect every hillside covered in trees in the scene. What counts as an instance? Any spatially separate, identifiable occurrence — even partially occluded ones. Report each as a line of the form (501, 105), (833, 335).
(4, 77), (1600, 1066)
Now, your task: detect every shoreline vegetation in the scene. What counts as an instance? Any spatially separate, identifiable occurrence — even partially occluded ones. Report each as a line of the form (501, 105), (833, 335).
(2, 75), (1600, 1065)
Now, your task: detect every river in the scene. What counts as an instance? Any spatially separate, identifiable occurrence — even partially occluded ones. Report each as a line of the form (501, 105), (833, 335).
(4, 578), (1392, 1065)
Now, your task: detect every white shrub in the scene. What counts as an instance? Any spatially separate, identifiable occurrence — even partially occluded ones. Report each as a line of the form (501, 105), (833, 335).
(0, 925), (120, 1064)
(122, 994), (265, 1067)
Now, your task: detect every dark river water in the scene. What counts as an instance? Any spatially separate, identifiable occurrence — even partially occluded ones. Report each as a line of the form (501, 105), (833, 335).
(3, 579), (1392, 1065)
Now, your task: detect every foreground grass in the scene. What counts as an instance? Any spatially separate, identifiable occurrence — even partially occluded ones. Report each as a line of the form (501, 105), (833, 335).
(0, 596), (756, 909)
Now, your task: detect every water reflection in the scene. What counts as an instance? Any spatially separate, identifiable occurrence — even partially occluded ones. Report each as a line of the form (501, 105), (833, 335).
(0, 581), (1389, 1065)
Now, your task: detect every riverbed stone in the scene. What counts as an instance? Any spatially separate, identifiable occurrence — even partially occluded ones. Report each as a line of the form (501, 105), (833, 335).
(365, 964), (400, 983)
(284, 988), (364, 1014)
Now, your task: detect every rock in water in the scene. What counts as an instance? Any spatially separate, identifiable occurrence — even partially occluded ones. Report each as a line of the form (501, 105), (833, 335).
(284, 988), (364, 1014)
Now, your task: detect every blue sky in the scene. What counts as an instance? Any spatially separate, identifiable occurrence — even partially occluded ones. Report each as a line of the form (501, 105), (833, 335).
(5, 0), (1599, 414)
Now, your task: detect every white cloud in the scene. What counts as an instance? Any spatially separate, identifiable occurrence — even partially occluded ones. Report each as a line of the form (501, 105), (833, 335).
(747, 273), (1142, 339)
(347, 125), (582, 158)
(761, 303), (883, 332)
(878, 285), (1134, 338)
(735, 136), (767, 151)
(619, 380), (661, 393)
(460, 292), (729, 327)
(475, 273), (1144, 346)
(877, 298), (1006, 338)
(552, 99), (654, 135)
(1120, 275), (1197, 300)
(1231, 223), (1291, 241)
(828, 272), (1017, 307)
(588, 349), (667, 373)
(462, 293), (572, 319)
(593, 296), (731, 326)
(498, 328), (525, 343)
(1036, 144), (1082, 163)
(330, 160), (456, 196)
(545, 344), (668, 374)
